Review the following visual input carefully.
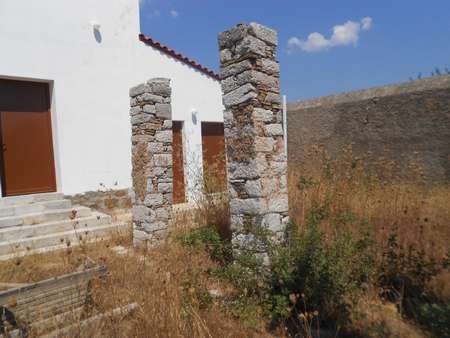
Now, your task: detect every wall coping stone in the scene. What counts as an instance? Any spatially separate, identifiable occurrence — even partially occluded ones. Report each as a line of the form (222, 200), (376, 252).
(288, 75), (450, 110)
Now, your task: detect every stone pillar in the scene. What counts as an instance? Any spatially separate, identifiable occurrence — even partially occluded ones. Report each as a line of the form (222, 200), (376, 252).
(129, 78), (173, 248)
(218, 23), (289, 240)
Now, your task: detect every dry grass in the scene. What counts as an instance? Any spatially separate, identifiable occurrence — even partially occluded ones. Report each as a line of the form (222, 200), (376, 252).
(288, 146), (450, 298)
(350, 297), (427, 338)
(0, 225), (271, 338)
(1, 145), (448, 337)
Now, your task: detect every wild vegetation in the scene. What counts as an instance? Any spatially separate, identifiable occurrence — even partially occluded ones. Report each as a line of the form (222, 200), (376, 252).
(0, 147), (448, 337)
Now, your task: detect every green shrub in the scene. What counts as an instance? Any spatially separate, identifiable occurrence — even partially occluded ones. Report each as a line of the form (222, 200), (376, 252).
(184, 204), (375, 333)
(269, 205), (375, 328)
(179, 226), (232, 264)
(378, 233), (449, 314)
(416, 302), (450, 337)
(179, 201), (448, 336)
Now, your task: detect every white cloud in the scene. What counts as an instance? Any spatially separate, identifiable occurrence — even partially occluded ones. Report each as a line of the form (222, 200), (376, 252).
(288, 17), (373, 53)
(170, 9), (179, 18)
(361, 17), (373, 31)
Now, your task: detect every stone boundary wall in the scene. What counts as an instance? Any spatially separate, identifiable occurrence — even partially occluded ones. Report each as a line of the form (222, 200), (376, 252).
(129, 78), (173, 247)
(219, 22), (289, 240)
(66, 189), (131, 213)
(287, 75), (450, 183)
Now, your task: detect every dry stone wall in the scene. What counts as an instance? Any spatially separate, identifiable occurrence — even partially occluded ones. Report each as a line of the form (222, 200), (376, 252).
(129, 78), (173, 247)
(218, 23), (289, 240)
(287, 75), (450, 184)
(67, 189), (131, 213)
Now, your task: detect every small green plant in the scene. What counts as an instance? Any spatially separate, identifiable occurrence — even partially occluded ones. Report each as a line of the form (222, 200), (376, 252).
(181, 202), (376, 335)
(268, 205), (375, 331)
(378, 233), (450, 335)
(416, 301), (450, 337)
(178, 226), (232, 264)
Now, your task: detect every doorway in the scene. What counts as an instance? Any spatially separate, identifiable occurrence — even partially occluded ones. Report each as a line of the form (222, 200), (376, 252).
(201, 122), (227, 192)
(0, 79), (56, 196)
(172, 121), (186, 204)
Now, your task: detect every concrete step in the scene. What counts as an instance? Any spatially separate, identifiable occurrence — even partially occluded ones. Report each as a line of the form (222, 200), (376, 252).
(0, 206), (91, 229)
(0, 222), (128, 257)
(0, 192), (64, 207)
(0, 212), (111, 242)
(0, 199), (72, 218)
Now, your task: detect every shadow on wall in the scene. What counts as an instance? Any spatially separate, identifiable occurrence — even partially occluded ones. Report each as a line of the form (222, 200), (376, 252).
(93, 26), (102, 43)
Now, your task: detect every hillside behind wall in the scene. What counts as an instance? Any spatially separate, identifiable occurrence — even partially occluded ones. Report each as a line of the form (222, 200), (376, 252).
(287, 75), (450, 183)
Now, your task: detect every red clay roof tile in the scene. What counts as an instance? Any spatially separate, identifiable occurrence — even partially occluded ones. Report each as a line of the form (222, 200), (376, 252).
(139, 34), (220, 81)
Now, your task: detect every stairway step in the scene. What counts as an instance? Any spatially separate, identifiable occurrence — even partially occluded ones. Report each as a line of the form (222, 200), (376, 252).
(0, 206), (91, 229)
(0, 212), (111, 242)
(0, 192), (64, 207)
(0, 199), (72, 218)
(0, 222), (128, 257)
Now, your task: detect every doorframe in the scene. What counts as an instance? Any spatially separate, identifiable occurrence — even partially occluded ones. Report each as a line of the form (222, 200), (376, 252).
(172, 120), (188, 204)
(0, 75), (62, 197)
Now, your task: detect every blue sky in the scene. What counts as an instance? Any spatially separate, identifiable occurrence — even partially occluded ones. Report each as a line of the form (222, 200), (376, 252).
(139, 0), (450, 101)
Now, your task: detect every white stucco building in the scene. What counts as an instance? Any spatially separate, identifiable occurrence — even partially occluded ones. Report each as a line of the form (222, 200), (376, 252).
(0, 0), (225, 203)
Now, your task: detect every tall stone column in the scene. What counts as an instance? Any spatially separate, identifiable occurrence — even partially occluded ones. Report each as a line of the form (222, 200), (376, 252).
(129, 78), (173, 248)
(219, 23), (289, 240)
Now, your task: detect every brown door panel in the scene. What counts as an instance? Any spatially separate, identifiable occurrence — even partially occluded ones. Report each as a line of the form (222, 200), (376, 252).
(201, 122), (227, 192)
(172, 121), (185, 204)
(0, 80), (56, 196)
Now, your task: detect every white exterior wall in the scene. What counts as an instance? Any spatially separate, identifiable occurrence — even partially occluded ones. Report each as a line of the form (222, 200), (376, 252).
(0, 0), (224, 201)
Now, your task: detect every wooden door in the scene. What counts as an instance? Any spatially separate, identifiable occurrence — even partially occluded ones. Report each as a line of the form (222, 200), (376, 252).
(0, 79), (56, 196)
(201, 122), (227, 192)
(172, 121), (185, 204)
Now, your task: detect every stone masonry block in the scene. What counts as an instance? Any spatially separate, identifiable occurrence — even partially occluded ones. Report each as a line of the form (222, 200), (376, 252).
(264, 124), (284, 136)
(267, 196), (288, 213)
(235, 35), (267, 57)
(260, 59), (280, 75)
(221, 59), (254, 79)
(153, 154), (172, 167)
(220, 48), (233, 64)
(143, 104), (156, 114)
(222, 83), (257, 106)
(218, 24), (248, 48)
(222, 70), (279, 93)
(244, 180), (263, 197)
(131, 113), (152, 125)
(155, 130), (172, 143)
(141, 93), (164, 104)
(230, 198), (262, 215)
(261, 213), (283, 232)
(148, 142), (163, 153)
(255, 137), (276, 152)
(130, 106), (142, 116)
(228, 161), (259, 180)
(137, 92), (163, 104)
(129, 83), (146, 97)
(158, 182), (172, 193)
(155, 103), (172, 119)
(132, 205), (148, 222)
(155, 207), (169, 220)
(269, 161), (287, 176)
(144, 193), (163, 207)
(143, 221), (167, 233)
(147, 78), (171, 97)
(264, 92), (281, 105)
(249, 22), (278, 46)
(253, 108), (274, 122)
